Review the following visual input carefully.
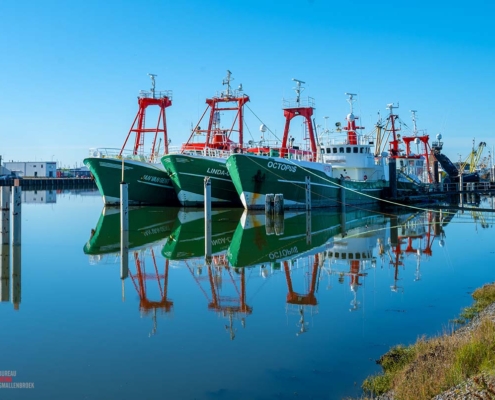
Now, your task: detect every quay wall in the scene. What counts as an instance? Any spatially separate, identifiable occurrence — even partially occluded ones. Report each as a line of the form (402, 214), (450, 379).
(0, 178), (97, 190)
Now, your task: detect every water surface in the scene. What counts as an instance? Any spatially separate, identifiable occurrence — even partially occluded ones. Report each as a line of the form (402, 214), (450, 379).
(1, 189), (494, 399)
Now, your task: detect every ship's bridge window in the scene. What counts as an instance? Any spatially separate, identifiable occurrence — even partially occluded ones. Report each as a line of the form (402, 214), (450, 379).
(348, 253), (354, 260)
(346, 147), (351, 154)
(333, 148), (337, 154)
(339, 148), (344, 153)
(353, 147), (358, 153)
(326, 148), (331, 154)
(355, 253), (361, 260)
(360, 148), (364, 153)
(334, 252), (339, 258)
(342, 253), (347, 259)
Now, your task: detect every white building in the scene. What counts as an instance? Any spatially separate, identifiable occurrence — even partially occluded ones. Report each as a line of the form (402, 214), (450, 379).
(22, 190), (57, 204)
(3, 162), (57, 178)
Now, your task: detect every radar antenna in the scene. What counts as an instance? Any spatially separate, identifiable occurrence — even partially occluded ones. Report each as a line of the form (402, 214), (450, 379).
(148, 73), (157, 98)
(222, 70), (234, 97)
(292, 78), (306, 105)
(410, 110), (418, 136)
(345, 92), (357, 114)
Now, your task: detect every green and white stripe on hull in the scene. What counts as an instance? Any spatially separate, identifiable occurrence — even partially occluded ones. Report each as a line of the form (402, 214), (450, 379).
(83, 157), (179, 206)
(161, 154), (242, 208)
(226, 153), (386, 210)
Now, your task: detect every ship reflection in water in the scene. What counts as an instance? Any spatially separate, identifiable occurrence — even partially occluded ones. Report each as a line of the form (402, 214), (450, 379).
(4, 190), (495, 399)
(83, 202), (462, 341)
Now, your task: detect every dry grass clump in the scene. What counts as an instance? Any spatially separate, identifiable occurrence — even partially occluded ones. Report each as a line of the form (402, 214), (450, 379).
(360, 283), (495, 400)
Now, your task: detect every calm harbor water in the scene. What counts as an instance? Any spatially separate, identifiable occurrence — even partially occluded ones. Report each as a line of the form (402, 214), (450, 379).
(1, 189), (495, 399)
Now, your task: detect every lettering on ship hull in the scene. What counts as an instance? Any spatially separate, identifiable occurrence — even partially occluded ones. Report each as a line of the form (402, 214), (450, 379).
(269, 246), (298, 260)
(206, 167), (230, 177)
(142, 175), (169, 184)
(267, 161), (297, 173)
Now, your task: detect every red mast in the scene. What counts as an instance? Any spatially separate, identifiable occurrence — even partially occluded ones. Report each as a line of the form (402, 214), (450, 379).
(280, 79), (317, 161)
(181, 71), (249, 153)
(120, 74), (172, 161)
(342, 93), (364, 145)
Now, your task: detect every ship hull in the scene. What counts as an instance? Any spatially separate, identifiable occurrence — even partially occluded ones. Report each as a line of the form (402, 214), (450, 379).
(162, 208), (243, 260)
(83, 206), (179, 256)
(161, 154), (243, 208)
(226, 154), (386, 210)
(83, 157), (179, 206)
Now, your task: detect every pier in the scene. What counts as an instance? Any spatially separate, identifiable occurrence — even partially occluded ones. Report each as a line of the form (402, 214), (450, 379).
(0, 177), (96, 190)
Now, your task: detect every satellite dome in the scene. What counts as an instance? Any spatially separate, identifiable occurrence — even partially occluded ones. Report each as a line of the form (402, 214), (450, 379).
(436, 133), (442, 140)
(260, 124), (267, 133)
(346, 113), (355, 122)
(414, 137), (420, 145)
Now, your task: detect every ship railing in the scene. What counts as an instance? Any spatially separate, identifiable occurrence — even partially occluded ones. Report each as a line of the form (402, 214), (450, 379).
(286, 148), (316, 161)
(212, 88), (246, 99)
(243, 139), (280, 149)
(138, 90), (173, 100)
(201, 148), (233, 158)
(318, 133), (374, 147)
(88, 148), (160, 163)
(282, 96), (315, 109)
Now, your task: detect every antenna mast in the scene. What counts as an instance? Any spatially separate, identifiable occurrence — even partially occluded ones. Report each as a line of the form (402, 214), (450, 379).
(222, 70), (233, 97)
(410, 110), (418, 136)
(148, 73), (157, 98)
(292, 78), (305, 106)
(345, 93), (357, 114)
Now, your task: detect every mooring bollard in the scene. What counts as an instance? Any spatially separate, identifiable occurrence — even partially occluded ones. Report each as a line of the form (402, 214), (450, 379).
(389, 158), (397, 199)
(0, 187), (10, 303)
(12, 184), (21, 247)
(305, 176), (311, 210)
(0, 243), (9, 302)
(1, 187), (10, 246)
(265, 212), (275, 235)
(204, 177), (212, 265)
(274, 194), (284, 214)
(306, 211), (311, 245)
(274, 213), (284, 236)
(120, 181), (129, 281)
(11, 238), (21, 310)
(340, 177), (347, 212)
(265, 194), (274, 213)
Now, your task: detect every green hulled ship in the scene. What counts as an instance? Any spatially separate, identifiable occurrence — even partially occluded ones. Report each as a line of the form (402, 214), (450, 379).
(84, 156), (178, 206)
(226, 90), (388, 210)
(83, 205), (179, 256)
(161, 154), (241, 207)
(85, 75), (179, 206)
(161, 208), (243, 260)
(160, 71), (247, 208)
(226, 206), (382, 268)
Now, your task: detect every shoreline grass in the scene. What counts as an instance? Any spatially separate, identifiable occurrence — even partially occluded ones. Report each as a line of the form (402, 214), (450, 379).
(354, 282), (495, 400)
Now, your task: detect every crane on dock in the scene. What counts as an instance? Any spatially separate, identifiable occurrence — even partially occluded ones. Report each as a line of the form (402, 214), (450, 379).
(460, 139), (486, 173)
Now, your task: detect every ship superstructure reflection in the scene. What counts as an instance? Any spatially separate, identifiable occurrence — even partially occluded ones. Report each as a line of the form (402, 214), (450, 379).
(187, 258), (252, 340)
(384, 210), (453, 293)
(322, 212), (388, 311)
(162, 208), (247, 339)
(84, 205), (178, 335)
(82, 198), (493, 340)
(129, 250), (174, 337)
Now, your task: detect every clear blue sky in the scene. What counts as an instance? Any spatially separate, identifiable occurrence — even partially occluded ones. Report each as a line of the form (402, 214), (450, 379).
(1, 0), (494, 168)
